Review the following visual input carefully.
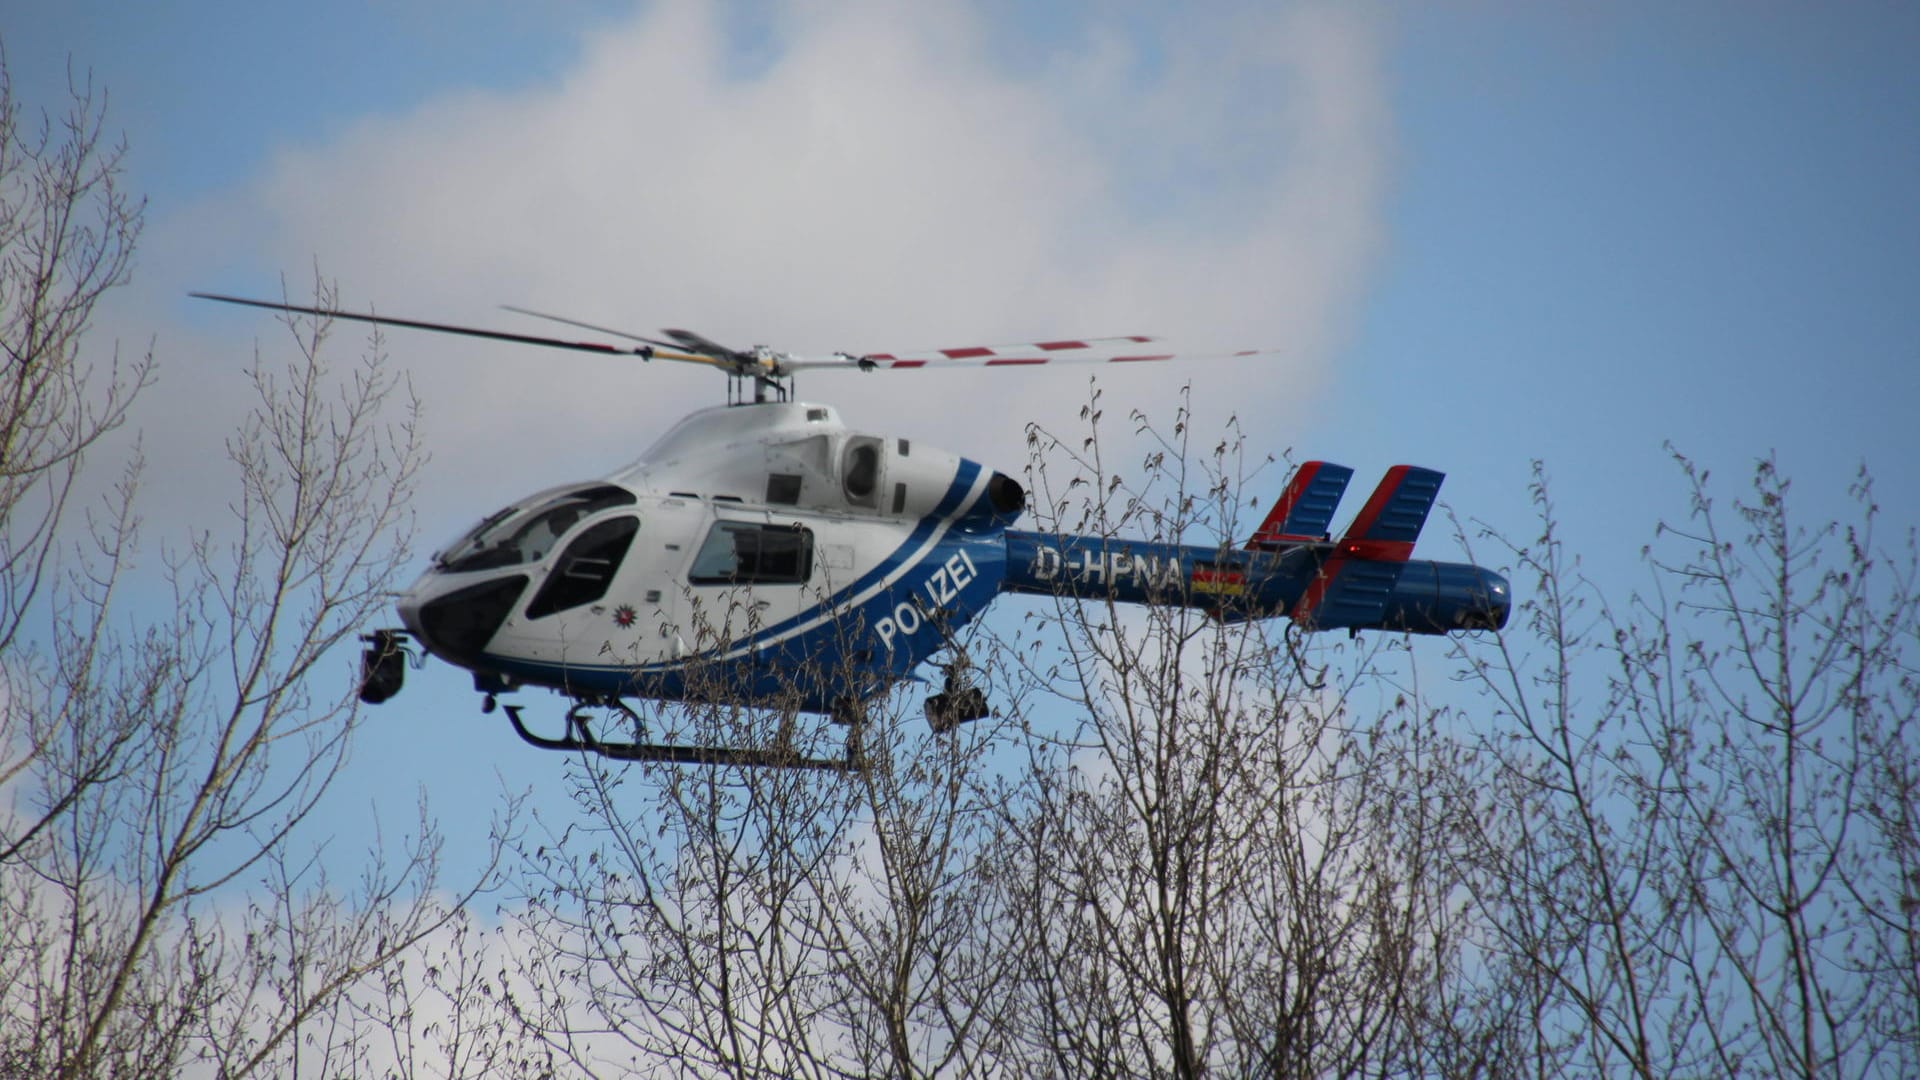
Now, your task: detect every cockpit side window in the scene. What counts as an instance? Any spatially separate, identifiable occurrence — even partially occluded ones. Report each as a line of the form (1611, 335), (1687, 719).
(525, 516), (640, 618)
(688, 522), (814, 585)
(439, 484), (636, 573)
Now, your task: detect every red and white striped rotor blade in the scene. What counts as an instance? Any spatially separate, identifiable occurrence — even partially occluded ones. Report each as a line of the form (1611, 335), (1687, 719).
(784, 336), (1279, 372)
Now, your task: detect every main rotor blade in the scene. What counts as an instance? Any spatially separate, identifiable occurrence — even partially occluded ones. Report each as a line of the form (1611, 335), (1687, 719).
(498, 304), (678, 351)
(777, 334), (1274, 371)
(192, 292), (725, 369)
(661, 328), (748, 363)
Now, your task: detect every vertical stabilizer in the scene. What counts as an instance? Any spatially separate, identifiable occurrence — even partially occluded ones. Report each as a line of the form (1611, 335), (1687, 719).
(1291, 465), (1445, 629)
(1245, 461), (1354, 550)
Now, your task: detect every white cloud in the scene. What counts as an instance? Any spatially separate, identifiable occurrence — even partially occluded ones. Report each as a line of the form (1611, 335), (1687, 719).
(144, 0), (1389, 529)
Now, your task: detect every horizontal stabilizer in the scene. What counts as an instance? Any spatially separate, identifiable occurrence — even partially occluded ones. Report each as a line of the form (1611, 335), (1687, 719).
(1246, 461), (1353, 550)
(1292, 465), (1446, 629)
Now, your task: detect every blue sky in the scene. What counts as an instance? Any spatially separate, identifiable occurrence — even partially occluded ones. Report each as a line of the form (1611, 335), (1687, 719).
(8, 1), (1918, 877)
(1348, 6), (1920, 556)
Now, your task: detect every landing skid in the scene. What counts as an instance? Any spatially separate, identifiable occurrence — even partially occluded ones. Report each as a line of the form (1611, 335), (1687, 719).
(502, 700), (861, 772)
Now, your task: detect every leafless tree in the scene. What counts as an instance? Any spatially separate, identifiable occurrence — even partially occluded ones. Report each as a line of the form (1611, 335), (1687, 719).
(334, 906), (560, 1080)
(979, 387), (1474, 1078)
(0, 59), (499, 1078)
(1451, 453), (1919, 1077)
(504, 632), (1018, 1077)
(0, 55), (152, 868)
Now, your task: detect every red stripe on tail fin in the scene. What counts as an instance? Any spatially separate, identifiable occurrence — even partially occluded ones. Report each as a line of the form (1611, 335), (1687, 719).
(1246, 461), (1354, 550)
(1291, 465), (1444, 628)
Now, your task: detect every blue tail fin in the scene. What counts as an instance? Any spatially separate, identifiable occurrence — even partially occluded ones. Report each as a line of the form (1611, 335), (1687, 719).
(1292, 465), (1445, 629)
(1246, 461), (1353, 550)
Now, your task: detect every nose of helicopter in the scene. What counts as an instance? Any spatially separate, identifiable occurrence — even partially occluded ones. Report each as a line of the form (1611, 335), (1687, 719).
(396, 569), (530, 665)
(395, 583), (428, 643)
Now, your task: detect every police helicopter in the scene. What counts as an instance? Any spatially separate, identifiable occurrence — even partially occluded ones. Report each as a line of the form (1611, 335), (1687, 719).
(194, 292), (1512, 770)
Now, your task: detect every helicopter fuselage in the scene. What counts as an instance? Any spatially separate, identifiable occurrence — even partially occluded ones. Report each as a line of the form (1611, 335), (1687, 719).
(395, 400), (1022, 713)
(386, 400), (1511, 720)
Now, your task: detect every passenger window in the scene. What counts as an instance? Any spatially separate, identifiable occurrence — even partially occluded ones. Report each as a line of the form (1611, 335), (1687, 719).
(525, 517), (640, 618)
(688, 522), (814, 585)
(766, 473), (802, 505)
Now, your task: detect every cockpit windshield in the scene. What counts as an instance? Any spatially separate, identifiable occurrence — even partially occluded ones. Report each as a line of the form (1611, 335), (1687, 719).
(435, 483), (637, 573)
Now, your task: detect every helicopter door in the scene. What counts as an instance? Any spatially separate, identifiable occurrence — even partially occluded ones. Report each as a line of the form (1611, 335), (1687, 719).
(495, 514), (646, 669)
(626, 496), (710, 662)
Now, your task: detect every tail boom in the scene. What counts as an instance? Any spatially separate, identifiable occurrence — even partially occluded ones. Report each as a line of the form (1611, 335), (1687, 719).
(1000, 530), (1508, 634)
